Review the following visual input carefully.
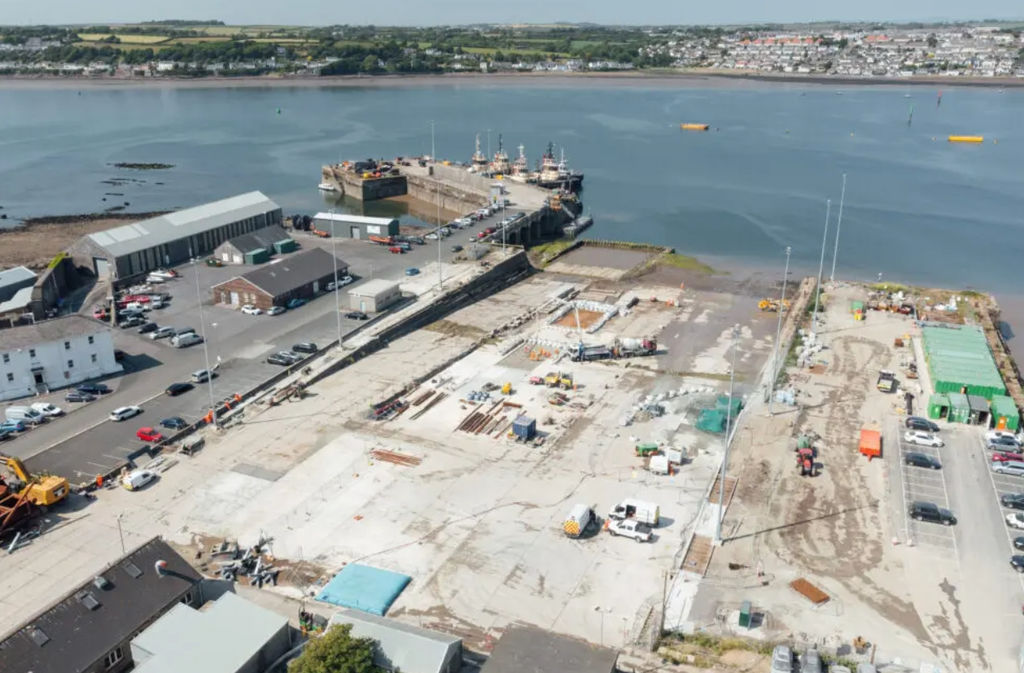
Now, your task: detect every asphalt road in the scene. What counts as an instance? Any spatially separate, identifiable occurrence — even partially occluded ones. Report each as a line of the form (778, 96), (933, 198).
(9, 227), (481, 481)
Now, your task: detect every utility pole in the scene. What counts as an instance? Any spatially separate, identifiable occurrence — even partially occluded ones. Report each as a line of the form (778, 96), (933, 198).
(767, 246), (792, 416)
(812, 200), (831, 330)
(432, 120), (442, 292)
(192, 258), (217, 428)
(329, 210), (342, 347)
(714, 326), (740, 544)
(829, 173), (847, 282)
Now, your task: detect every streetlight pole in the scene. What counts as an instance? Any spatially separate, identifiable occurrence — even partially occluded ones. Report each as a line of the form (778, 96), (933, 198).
(767, 246), (792, 416)
(432, 120), (442, 292)
(116, 513), (125, 554)
(829, 173), (847, 283)
(714, 326), (739, 544)
(330, 209), (342, 347)
(192, 258), (217, 428)
(812, 200), (831, 330)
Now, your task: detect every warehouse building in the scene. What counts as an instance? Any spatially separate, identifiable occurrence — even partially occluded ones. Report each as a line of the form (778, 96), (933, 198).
(213, 224), (297, 265)
(348, 279), (402, 313)
(313, 212), (399, 240)
(329, 610), (462, 673)
(0, 316), (121, 401)
(921, 325), (1006, 399)
(0, 265), (37, 302)
(211, 248), (348, 311)
(69, 191), (282, 280)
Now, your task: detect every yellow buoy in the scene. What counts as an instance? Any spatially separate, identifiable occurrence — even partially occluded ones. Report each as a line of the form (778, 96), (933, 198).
(948, 135), (983, 143)
(680, 123), (710, 131)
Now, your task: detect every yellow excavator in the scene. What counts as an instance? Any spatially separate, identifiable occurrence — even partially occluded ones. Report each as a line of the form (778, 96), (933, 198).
(0, 455), (69, 507)
(758, 298), (792, 312)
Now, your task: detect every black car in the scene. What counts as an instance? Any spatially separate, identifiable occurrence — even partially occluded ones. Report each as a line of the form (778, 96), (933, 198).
(266, 353), (293, 366)
(292, 342), (318, 355)
(138, 321), (158, 334)
(77, 382), (111, 395)
(905, 416), (939, 433)
(909, 501), (956, 525)
(1012, 555), (1024, 573)
(165, 382), (194, 397)
(1015, 537), (1024, 551)
(345, 311), (369, 321)
(451, 244), (464, 253)
(65, 391), (96, 403)
(160, 416), (188, 430)
(1002, 493), (1024, 510)
(904, 452), (942, 469)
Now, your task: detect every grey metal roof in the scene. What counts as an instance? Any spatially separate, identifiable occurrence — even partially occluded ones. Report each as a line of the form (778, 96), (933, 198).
(348, 278), (400, 299)
(220, 224), (292, 255)
(0, 537), (202, 673)
(87, 191), (280, 258)
(0, 286), (33, 314)
(330, 610), (461, 673)
(0, 265), (37, 289)
(314, 212), (397, 226)
(131, 592), (287, 673)
(227, 247), (347, 298)
(0, 315), (110, 350)
(482, 626), (618, 673)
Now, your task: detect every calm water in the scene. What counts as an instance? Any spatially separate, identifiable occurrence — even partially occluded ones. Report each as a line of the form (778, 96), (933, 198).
(2, 81), (1023, 329)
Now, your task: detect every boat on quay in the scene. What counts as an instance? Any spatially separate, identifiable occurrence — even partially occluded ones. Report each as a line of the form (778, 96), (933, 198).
(469, 133), (489, 173)
(507, 144), (534, 183)
(489, 134), (511, 176)
(535, 142), (583, 192)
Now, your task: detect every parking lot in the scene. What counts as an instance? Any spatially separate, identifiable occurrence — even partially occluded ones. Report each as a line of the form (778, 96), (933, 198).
(894, 419), (957, 551)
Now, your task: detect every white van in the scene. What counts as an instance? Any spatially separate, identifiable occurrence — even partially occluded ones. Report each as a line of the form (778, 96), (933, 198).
(173, 333), (204, 348)
(563, 504), (595, 538)
(5, 406), (46, 425)
(121, 468), (157, 491)
(191, 369), (214, 383)
(608, 499), (660, 526)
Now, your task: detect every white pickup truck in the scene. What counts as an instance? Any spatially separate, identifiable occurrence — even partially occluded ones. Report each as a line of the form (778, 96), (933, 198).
(608, 518), (653, 542)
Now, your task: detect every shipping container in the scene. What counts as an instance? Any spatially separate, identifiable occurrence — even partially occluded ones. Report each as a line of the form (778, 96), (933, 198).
(244, 248), (270, 264)
(927, 393), (950, 420)
(512, 415), (536, 440)
(990, 395), (1020, 431)
(274, 239), (298, 254)
(946, 393), (971, 423)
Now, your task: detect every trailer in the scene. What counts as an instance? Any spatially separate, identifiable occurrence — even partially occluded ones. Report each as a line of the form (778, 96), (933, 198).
(571, 345), (613, 362)
(368, 235), (394, 246)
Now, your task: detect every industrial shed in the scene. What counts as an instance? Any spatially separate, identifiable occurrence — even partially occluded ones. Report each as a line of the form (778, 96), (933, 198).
(328, 610), (462, 673)
(0, 265), (37, 302)
(313, 212), (399, 239)
(211, 247), (348, 311)
(69, 191), (282, 280)
(348, 279), (402, 313)
(213, 224), (296, 265)
(921, 325), (1006, 400)
(990, 395), (1020, 431)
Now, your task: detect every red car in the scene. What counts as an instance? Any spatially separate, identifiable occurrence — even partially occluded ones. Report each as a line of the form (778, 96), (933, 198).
(991, 451), (1022, 463)
(93, 309), (109, 320)
(136, 427), (164, 442)
(123, 294), (150, 303)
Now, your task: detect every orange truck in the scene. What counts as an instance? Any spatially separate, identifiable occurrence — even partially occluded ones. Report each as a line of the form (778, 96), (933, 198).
(859, 428), (881, 459)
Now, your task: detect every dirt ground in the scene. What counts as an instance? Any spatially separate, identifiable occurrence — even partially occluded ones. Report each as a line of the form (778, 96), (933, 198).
(0, 213), (164, 269)
(554, 308), (605, 329)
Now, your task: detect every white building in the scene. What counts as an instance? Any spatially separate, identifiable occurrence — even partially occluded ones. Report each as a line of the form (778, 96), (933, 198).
(0, 316), (121, 401)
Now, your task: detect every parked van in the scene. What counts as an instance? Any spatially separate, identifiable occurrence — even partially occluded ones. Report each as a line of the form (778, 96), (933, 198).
(5, 406), (46, 426)
(992, 461), (1024, 477)
(173, 333), (204, 348)
(563, 504), (595, 538)
(191, 369), (214, 383)
(608, 499), (660, 526)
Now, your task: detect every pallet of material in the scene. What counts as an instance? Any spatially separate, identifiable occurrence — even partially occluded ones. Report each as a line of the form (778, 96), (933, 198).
(412, 390), (436, 406)
(409, 392), (446, 421)
(370, 449), (422, 467)
(790, 577), (829, 605)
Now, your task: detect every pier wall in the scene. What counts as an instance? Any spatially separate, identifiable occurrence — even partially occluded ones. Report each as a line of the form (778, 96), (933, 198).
(321, 165), (407, 201)
(405, 173), (489, 215)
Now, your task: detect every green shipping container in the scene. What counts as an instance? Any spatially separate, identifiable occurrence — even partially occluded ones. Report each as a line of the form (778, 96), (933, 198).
(946, 393), (971, 424)
(696, 409), (727, 434)
(716, 395), (743, 417)
(850, 300), (864, 312)
(273, 239), (298, 254)
(244, 248), (270, 264)
(927, 393), (950, 420)
(990, 395), (1020, 431)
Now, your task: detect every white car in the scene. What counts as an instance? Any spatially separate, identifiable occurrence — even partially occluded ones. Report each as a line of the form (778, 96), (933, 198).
(241, 304), (262, 315)
(608, 518), (653, 542)
(1008, 512), (1024, 530)
(266, 306), (286, 316)
(145, 274), (167, 284)
(148, 269), (177, 279)
(30, 402), (63, 417)
(122, 468), (157, 491)
(109, 405), (142, 422)
(425, 233), (439, 240)
(904, 431), (944, 448)
(150, 326), (175, 340)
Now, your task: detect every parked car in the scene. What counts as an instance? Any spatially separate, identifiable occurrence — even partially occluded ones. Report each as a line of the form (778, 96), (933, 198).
(425, 233), (438, 240)
(65, 391), (95, 403)
(904, 431), (943, 448)
(451, 245), (463, 253)
(109, 405), (142, 422)
(173, 333), (204, 348)
(77, 382), (110, 395)
(93, 308), (109, 320)
(988, 435), (1022, 451)
(241, 304), (262, 315)
(136, 427), (164, 442)
(800, 649), (823, 673)
(607, 518), (652, 542)
(160, 416), (188, 430)
(119, 316), (146, 329)
(137, 321), (159, 334)
(1005, 494), (1024, 510)
(266, 353), (294, 366)
(286, 298), (307, 309)
(992, 451), (1022, 463)
(172, 327), (196, 337)
(149, 269), (178, 279)
(122, 468), (157, 491)
(1007, 512), (1024, 530)
(992, 461), (1024, 477)
(986, 430), (1022, 446)
(145, 274), (167, 284)
(770, 645), (793, 673)
(165, 382), (194, 397)
(30, 402), (63, 417)
(0, 420), (26, 433)
(904, 451), (941, 469)
(1015, 536), (1024, 551)
(267, 305), (286, 316)
(326, 276), (354, 291)
(1011, 556), (1024, 573)
(905, 416), (939, 433)
(345, 311), (369, 321)
(292, 342), (318, 354)
(191, 369), (216, 383)
(150, 326), (176, 340)
(206, 257), (223, 267)
(405, 267), (420, 276)
(909, 501), (956, 525)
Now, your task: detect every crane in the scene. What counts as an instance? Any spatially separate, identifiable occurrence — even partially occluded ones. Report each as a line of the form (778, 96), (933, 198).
(0, 455), (69, 507)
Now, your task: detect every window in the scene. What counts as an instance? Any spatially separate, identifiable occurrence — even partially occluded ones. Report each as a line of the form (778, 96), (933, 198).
(88, 336), (94, 345)
(67, 359), (74, 368)
(1, 353), (8, 363)
(104, 646), (124, 669)
(28, 349), (35, 358)
(64, 341), (70, 350)
(180, 589), (195, 605)
(5, 373), (12, 383)
(91, 354), (98, 363)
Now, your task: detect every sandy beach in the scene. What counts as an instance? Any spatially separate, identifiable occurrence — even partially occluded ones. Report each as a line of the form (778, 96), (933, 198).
(0, 213), (166, 270)
(1, 69), (1021, 91)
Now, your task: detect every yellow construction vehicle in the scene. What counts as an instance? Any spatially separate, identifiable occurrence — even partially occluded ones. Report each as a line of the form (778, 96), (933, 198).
(758, 298), (791, 312)
(501, 382), (512, 395)
(544, 371), (560, 387)
(0, 455), (69, 507)
(559, 373), (574, 390)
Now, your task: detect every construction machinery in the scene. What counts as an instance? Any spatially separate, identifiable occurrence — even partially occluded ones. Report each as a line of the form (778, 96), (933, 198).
(0, 481), (34, 541)
(0, 455), (69, 507)
(613, 337), (657, 358)
(758, 298), (791, 312)
(797, 448), (816, 476)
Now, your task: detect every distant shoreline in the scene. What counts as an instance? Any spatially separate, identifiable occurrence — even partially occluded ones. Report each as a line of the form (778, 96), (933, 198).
(1, 70), (1022, 90)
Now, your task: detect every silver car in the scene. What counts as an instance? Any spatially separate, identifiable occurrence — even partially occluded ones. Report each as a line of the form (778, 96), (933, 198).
(770, 645), (792, 673)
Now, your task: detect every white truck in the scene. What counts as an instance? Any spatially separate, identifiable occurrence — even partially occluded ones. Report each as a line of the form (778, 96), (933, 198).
(608, 518), (653, 542)
(608, 498), (660, 526)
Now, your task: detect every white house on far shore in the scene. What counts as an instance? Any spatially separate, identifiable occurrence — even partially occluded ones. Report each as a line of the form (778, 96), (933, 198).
(0, 316), (121, 401)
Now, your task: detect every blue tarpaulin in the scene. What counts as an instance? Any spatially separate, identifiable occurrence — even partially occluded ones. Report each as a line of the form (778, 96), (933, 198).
(315, 564), (411, 616)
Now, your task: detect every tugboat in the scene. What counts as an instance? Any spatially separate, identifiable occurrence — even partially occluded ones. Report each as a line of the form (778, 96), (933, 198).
(489, 134), (511, 176)
(470, 133), (489, 173)
(535, 142), (583, 192)
(507, 144), (533, 183)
